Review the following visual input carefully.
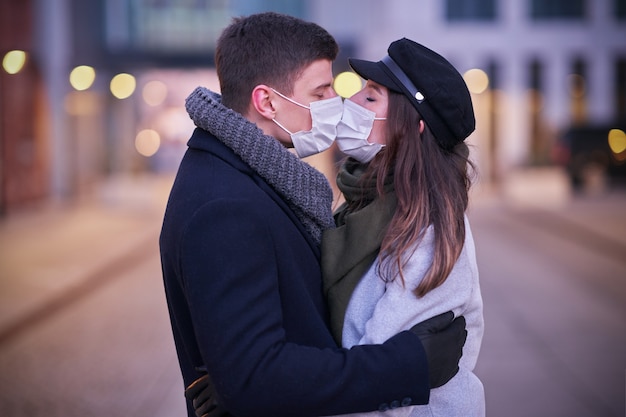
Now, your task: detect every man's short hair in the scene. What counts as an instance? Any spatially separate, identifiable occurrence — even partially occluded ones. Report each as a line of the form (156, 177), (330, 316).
(215, 12), (338, 114)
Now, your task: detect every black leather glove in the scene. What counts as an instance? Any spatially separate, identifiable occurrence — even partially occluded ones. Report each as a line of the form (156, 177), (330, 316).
(184, 374), (222, 417)
(409, 311), (467, 389)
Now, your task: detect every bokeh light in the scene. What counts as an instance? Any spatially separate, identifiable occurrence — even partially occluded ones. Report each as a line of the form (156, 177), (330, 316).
(110, 73), (136, 99)
(69, 65), (96, 91)
(608, 129), (626, 159)
(334, 71), (362, 98)
(142, 80), (168, 106)
(464, 69), (489, 94)
(135, 129), (161, 157)
(2, 50), (27, 74)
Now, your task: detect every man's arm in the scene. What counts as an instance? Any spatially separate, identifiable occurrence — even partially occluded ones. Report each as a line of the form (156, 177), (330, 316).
(186, 313), (466, 417)
(180, 199), (462, 416)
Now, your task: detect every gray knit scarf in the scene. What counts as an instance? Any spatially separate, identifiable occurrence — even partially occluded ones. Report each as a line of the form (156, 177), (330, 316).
(185, 86), (335, 245)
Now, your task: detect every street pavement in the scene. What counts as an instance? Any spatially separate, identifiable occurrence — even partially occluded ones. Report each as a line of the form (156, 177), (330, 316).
(0, 173), (186, 416)
(0, 174), (173, 344)
(468, 183), (626, 417)
(0, 170), (624, 416)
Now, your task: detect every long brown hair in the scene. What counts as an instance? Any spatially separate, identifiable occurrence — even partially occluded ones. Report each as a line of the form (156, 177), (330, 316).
(359, 90), (475, 297)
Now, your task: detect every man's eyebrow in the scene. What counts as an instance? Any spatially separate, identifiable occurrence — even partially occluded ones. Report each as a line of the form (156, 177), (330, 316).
(312, 82), (333, 92)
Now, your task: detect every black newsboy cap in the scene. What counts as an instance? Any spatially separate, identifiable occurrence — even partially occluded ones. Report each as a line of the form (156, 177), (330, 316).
(348, 38), (475, 150)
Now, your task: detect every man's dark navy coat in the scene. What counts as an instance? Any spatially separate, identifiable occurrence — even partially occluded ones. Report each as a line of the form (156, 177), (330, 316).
(160, 128), (429, 417)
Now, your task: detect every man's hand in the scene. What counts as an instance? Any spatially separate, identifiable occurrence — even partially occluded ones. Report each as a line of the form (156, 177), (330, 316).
(409, 311), (467, 389)
(185, 374), (217, 417)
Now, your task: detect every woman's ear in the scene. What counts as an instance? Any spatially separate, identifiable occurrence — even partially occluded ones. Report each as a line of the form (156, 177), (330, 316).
(251, 85), (276, 120)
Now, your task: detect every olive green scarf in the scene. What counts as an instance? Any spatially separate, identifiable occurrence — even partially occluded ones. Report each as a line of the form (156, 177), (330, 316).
(321, 159), (396, 345)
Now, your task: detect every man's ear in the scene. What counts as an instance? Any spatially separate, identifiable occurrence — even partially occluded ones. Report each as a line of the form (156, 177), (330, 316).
(251, 85), (276, 120)
(419, 119), (425, 134)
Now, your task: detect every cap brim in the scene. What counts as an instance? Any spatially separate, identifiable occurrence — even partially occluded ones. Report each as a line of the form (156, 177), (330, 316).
(348, 58), (404, 93)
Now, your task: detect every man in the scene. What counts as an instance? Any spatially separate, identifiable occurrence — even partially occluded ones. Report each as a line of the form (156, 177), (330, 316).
(160, 12), (466, 417)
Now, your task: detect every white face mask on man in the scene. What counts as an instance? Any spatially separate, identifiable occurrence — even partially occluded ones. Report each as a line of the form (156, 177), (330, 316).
(271, 89), (343, 158)
(335, 99), (387, 163)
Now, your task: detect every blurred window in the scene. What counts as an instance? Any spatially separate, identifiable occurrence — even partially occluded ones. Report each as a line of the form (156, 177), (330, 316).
(616, 0), (626, 20)
(486, 59), (499, 90)
(445, 0), (496, 21)
(530, 0), (586, 20)
(529, 58), (543, 91)
(528, 57), (545, 163)
(617, 58), (626, 119)
(105, 0), (306, 53)
(569, 57), (588, 124)
(230, 0), (305, 17)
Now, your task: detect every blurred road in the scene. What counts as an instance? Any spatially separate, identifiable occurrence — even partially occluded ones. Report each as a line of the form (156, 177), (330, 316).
(0, 172), (624, 417)
(0, 174), (186, 416)
(469, 188), (626, 417)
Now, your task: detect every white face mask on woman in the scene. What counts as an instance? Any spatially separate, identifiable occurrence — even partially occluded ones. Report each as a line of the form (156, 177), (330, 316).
(335, 99), (387, 163)
(271, 89), (343, 158)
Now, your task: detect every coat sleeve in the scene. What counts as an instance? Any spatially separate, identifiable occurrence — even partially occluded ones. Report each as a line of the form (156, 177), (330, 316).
(178, 198), (430, 417)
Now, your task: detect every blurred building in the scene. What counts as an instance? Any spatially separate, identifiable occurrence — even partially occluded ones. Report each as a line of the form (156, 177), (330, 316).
(0, 0), (306, 215)
(313, 0), (626, 183)
(0, 0), (48, 215)
(1, 0), (625, 214)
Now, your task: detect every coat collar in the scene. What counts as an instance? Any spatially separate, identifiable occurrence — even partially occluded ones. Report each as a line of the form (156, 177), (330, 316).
(185, 87), (335, 245)
(187, 127), (322, 259)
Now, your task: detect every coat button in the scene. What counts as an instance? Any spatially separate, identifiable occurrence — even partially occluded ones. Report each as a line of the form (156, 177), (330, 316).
(378, 403), (390, 412)
(401, 397), (412, 407)
(390, 400), (400, 409)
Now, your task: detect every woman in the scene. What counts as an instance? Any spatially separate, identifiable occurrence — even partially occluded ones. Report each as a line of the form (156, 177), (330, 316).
(322, 38), (485, 416)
